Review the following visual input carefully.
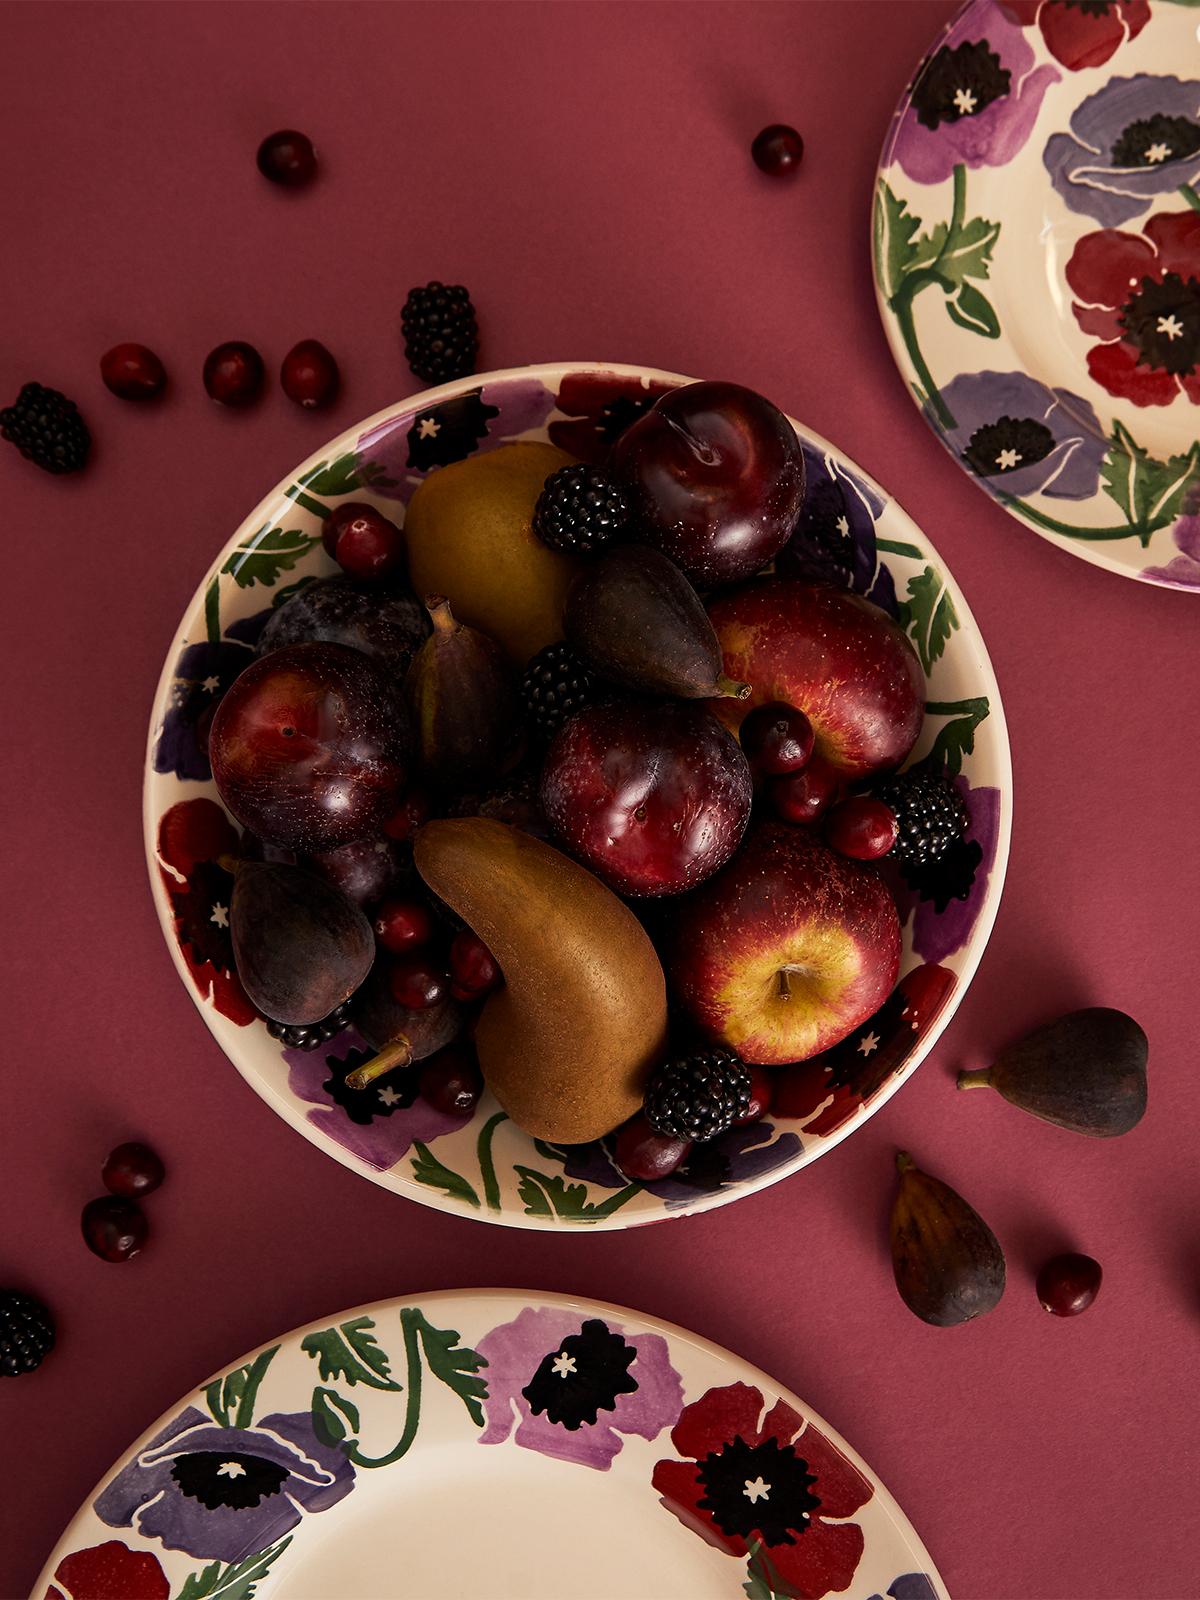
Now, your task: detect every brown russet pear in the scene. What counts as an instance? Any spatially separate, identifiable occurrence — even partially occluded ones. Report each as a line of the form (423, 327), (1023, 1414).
(404, 441), (581, 664)
(413, 817), (668, 1142)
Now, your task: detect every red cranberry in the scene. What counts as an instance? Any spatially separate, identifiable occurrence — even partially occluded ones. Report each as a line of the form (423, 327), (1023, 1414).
(824, 796), (898, 861)
(281, 339), (339, 410)
(770, 756), (840, 824)
(321, 501), (405, 582)
(1037, 1253), (1103, 1317)
(374, 898), (435, 955)
(102, 1142), (165, 1199)
(752, 124), (804, 178)
(203, 342), (265, 407)
(734, 1066), (774, 1125)
(420, 1044), (484, 1115)
(614, 1115), (691, 1182)
(448, 930), (502, 1000)
(739, 701), (814, 776)
(388, 954), (448, 1011)
(100, 344), (166, 401)
(256, 129), (317, 188)
(82, 1196), (147, 1262)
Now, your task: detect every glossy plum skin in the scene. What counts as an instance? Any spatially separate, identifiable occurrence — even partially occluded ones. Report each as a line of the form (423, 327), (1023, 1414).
(540, 700), (752, 897)
(209, 641), (411, 851)
(257, 576), (429, 676)
(610, 381), (806, 588)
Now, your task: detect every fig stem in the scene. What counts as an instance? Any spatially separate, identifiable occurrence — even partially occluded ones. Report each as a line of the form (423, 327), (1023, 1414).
(425, 595), (458, 635)
(896, 1150), (915, 1174)
(715, 675), (752, 701)
(217, 853), (241, 876)
(346, 1038), (414, 1091)
(957, 1069), (993, 1091)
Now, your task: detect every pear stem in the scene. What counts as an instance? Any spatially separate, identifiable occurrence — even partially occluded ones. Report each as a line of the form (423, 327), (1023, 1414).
(715, 674), (752, 700)
(425, 595), (458, 636)
(217, 854), (241, 876)
(345, 1037), (414, 1090)
(896, 1150), (915, 1174)
(957, 1068), (993, 1091)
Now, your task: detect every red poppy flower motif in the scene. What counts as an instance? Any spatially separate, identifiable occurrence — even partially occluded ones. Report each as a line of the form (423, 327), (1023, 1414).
(653, 1381), (874, 1600)
(45, 1539), (169, 1600)
(156, 798), (255, 1026)
(548, 371), (676, 464)
(1066, 210), (1200, 405)
(772, 965), (956, 1138)
(1000, 1), (1150, 72)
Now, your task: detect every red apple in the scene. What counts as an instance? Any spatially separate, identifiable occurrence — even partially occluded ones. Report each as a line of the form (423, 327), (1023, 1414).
(539, 700), (752, 897)
(610, 381), (806, 587)
(669, 823), (901, 1064)
(707, 579), (923, 779)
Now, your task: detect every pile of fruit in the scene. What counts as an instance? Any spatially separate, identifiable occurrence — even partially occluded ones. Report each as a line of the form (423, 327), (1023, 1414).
(203, 378), (973, 1183)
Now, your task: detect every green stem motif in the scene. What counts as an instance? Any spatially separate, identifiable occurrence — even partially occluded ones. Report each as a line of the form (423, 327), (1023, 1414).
(339, 1310), (424, 1468)
(204, 575), (221, 645)
(875, 536), (924, 559)
(476, 1111), (507, 1212)
(890, 271), (956, 428)
(1179, 184), (1200, 215)
(284, 485), (333, 521)
(997, 494), (1173, 543)
(588, 1184), (642, 1219)
(948, 160), (967, 239)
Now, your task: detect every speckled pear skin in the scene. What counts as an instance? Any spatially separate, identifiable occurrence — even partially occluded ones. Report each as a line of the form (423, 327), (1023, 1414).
(414, 817), (668, 1141)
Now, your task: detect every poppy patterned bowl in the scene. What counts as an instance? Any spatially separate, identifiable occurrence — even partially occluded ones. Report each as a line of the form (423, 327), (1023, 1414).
(35, 1288), (949, 1600)
(144, 362), (1011, 1230)
(874, 0), (1200, 588)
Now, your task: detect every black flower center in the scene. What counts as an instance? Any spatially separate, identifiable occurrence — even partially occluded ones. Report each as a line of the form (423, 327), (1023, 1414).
(963, 416), (1055, 477)
(912, 40), (1010, 131)
(780, 482), (856, 587)
(405, 389), (500, 472)
(1111, 114), (1200, 170)
(901, 835), (983, 912)
(823, 988), (914, 1100)
(174, 858), (237, 972)
(522, 1318), (637, 1430)
(696, 1435), (820, 1547)
(171, 1451), (288, 1510)
(324, 1047), (420, 1125)
(1120, 272), (1200, 375)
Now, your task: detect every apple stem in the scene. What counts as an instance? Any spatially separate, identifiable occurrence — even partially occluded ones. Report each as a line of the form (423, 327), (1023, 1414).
(896, 1150), (915, 1174)
(956, 1068), (993, 1091)
(425, 595), (459, 636)
(345, 1037), (414, 1090)
(776, 969), (792, 1000)
(715, 674), (752, 701)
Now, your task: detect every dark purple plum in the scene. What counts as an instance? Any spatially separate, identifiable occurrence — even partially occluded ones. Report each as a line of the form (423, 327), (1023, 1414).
(257, 576), (430, 677)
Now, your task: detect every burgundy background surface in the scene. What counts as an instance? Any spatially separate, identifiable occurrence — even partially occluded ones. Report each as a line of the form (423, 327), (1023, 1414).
(2, 4), (1197, 1597)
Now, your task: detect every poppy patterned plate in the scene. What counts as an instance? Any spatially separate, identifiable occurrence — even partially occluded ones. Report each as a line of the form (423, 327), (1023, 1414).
(874, 0), (1200, 588)
(144, 362), (1010, 1230)
(35, 1289), (949, 1600)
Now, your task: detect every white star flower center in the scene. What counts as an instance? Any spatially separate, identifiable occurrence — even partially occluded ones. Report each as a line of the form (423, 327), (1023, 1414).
(836, 515), (850, 537)
(858, 1031), (881, 1057)
(995, 447), (1022, 471)
(217, 1461), (247, 1479)
(210, 903), (229, 928)
(1157, 313), (1185, 342)
(202, 676), (221, 693)
(953, 88), (977, 116)
(377, 1086), (402, 1107)
(551, 1352), (577, 1377)
(417, 416), (440, 438)
(743, 1476), (771, 1503)
(1144, 142), (1171, 164)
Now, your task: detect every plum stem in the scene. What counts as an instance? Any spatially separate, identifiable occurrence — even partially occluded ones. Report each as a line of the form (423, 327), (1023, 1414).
(957, 1068), (993, 1091)
(346, 1037), (414, 1090)
(715, 675), (752, 701)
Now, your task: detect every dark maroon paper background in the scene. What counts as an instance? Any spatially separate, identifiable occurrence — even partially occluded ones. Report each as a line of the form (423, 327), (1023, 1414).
(2, 4), (1197, 1597)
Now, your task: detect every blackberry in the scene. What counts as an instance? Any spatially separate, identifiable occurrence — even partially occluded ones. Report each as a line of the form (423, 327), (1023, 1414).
(644, 1050), (752, 1143)
(873, 769), (968, 868)
(521, 642), (597, 741)
(266, 999), (352, 1051)
(401, 282), (478, 385)
(0, 1290), (55, 1377)
(532, 464), (630, 556)
(1, 382), (90, 474)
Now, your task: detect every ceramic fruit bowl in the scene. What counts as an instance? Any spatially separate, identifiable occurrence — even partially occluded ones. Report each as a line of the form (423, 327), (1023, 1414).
(145, 362), (1011, 1230)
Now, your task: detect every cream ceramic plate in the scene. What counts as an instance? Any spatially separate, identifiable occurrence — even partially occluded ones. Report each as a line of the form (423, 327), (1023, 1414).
(36, 1289), (948, 1600)
(144, 362), (1010, 1229)
(874, 0), (1200, 587)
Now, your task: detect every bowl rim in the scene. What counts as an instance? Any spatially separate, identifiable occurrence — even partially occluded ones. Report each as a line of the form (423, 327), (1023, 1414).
(142, 360), (1013, 1228)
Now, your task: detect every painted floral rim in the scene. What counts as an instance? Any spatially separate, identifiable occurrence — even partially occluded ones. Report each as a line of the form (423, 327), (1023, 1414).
(35, 1288), (950, 1600)
(144, 361), (1011, 1230)
(874, 0), (1200, 589)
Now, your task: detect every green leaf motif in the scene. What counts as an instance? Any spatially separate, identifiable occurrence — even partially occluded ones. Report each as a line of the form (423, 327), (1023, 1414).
(1100, 423), (1200, 539)
(404, 1308), (488, 1426)
(945, 280), (1001, 339)
(300, 1317), (403, 1391)
(203, 1346), (280, 1428)
(297, 452), (392, 497)
(902, 566), (958, 675)
(923, 696), (990, 776)
(311, 1386), (361, 1447)
(910, 214), (1000, 288)
(177, 1538), (292, 1600)
(410, 1141), (481, 1208)
(222, 525), (320, 590)
(514, 1166), (640, 1222)
(874, 181), (923, 300)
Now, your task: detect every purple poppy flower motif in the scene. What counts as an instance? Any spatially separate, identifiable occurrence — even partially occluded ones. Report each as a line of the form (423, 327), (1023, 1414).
(1044, 75), (1200, 228)
(891, 775), (1001, 964)
(548, 1122), (803, 1209)
(1145, 512), (1200, 589)
(777, 442), (902, 620)
(356, 377), (556, 503)
(153, 638), (254, 781)
(93, 1404), (354, 1563)
(868, 1576), (940, 1600)
(887, 2), (1058, 186)
(476, 1306), (683, 1470)
(934, 370), (1107, 501)
(285, 1028), (472, 1171)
